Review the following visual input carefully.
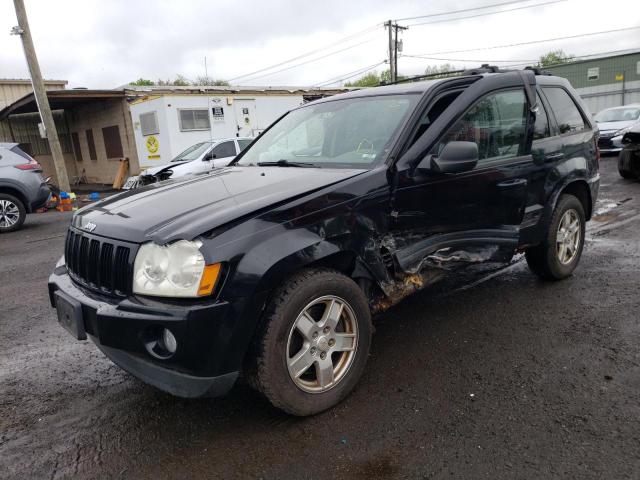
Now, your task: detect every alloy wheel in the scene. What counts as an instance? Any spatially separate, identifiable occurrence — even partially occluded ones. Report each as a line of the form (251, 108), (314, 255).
(0, 200), (20, 228)
(286, 295), (358, 393)
(556, 208), (581, 265)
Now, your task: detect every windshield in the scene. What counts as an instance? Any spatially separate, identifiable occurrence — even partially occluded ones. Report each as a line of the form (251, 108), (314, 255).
(171, 142), (213, 162)
(594, 107), (640, 123)
(236, 94), (417, 169)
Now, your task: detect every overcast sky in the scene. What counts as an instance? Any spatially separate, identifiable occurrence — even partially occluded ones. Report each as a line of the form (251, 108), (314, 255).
(0, 0), (638, 88)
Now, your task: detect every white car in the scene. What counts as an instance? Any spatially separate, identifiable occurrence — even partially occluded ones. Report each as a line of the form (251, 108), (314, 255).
(127, 138), (253, 187)
(595, 104), (640, 153)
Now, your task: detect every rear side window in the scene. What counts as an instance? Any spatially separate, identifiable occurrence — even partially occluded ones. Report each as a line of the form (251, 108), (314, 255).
(10, 146), (34, 161)
(533, 94), (550, 140)
(542, 87), (586, 134)
(432, 89), (527, 163)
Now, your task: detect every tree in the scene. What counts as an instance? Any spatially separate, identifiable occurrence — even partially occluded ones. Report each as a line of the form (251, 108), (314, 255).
(423, 63), (456, 78)
(344, 69), (406, 88)
(129, 78), (154, 86)
(345, 72), (381, 87)
(538, 50), (574, 67)
(193, 75), (230, 86)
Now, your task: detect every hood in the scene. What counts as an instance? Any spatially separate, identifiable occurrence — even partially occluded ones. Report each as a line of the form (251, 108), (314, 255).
(597, 120), (637, 135)
(142, 161), (190, 176)
(73, 166), (365, 243)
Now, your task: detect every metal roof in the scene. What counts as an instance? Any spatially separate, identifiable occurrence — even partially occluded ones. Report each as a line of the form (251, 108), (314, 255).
(0, 89), (126, 119)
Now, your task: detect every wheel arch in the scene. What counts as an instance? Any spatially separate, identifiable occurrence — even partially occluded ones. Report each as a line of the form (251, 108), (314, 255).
(558, 179), (593, 220)
(0, 184), (29, 213)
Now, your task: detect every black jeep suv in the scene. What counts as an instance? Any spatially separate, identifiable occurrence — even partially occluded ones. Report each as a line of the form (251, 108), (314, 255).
(49, 68), (599, 415)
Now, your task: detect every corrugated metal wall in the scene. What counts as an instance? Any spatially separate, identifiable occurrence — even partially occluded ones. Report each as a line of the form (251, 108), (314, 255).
(545, 53), (640, 114)
(0, 80), (67, 110)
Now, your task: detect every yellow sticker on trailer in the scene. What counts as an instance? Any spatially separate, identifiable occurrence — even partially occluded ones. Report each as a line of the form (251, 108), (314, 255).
(615, 73), (624, 81)
(147, 154), (161, 159)
(146, 135), (159, 153)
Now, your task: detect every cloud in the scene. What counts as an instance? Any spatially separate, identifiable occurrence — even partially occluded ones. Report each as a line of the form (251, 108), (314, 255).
(0, 0), (638, 88)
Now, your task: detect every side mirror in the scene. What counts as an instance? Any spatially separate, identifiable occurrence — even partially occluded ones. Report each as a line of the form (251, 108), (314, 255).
(204, 153), (217, 161)
(419, 141), (478, 174)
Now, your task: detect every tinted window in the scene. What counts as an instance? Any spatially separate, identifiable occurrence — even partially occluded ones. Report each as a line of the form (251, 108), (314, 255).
(211, 141), (236, 158)
(533, 94), (550, 140)
(237, 139), (252, 151)
(432, 89), (527, 162)
(542, 87), (586, 134)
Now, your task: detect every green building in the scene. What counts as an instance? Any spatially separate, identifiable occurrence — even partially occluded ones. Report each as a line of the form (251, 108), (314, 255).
(544, 50), (640, 114)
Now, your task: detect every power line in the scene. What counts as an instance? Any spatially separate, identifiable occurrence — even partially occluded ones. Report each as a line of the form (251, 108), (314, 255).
(404, 26), (640, 57)
(316, 61), (388, 87)
(402, 55), (539, 63)
(404, 0), (566, 27)
(238, 36), (379, 83)
(228, 24), (381, 82)
(395, 0), (547, 21)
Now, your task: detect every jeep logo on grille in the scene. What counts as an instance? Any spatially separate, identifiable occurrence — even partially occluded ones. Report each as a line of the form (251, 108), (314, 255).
(83, 222), (97, 233)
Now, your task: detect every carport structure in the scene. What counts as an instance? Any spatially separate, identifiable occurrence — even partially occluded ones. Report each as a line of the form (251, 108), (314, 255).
(0, 89), (140, 185)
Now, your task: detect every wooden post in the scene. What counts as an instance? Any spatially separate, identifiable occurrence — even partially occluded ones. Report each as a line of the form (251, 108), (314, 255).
(12, 0), (71, 192)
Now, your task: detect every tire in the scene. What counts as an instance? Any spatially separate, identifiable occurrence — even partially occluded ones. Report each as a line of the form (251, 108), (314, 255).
(525, 194), (586, 280)
(618, 150), (640, 180)
(0, 194), (26, 233)
(246, 268), (372, 416)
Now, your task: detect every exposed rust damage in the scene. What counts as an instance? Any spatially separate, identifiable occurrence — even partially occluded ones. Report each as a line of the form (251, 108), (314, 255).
(367, 232), (512, 313)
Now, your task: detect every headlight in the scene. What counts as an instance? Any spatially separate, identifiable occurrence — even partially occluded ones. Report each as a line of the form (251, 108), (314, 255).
(133, 240), (221, 297)
(614, 126), (632, 137)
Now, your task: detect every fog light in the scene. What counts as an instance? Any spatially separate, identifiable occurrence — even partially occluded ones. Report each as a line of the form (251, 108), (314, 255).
(143, 327), (178, 359)
(161, 328), (177, 354)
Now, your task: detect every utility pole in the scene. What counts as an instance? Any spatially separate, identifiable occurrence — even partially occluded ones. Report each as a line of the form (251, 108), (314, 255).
(385, 20), (395, 83)
(12, 0), (70, 192)
(393, 24), (408, 83)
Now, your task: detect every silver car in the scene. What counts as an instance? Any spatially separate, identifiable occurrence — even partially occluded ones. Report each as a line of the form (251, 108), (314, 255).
(0, 142), (50, 232)
(595, 104), (640, 153)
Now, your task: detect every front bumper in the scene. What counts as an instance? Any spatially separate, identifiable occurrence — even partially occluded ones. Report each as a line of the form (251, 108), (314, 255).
(48, 264), (240, 398)
(598, 134), (624, 153)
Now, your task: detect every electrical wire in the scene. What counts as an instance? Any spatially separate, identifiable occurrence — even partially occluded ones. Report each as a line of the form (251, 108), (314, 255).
(394, 0), (556, 22)
(403, 0), (566, 27)
(238, 36), (380, 83)
(228, 24), (382, 82)
(404, 26), (640, 57)
(315, 61), (388, 87)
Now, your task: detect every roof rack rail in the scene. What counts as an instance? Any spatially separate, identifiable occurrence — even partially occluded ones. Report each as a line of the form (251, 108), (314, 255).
(524, 66), (552, 76)
(461, 64), (553, 76)
(462, 64), (504, 75)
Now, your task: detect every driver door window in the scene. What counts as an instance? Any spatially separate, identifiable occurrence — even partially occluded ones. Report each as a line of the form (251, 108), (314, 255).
(210, 141), (236, 159)
(432, 89), (527, 164)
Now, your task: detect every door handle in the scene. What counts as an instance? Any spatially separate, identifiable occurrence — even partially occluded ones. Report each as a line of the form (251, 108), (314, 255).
(544, 152), (565, 162)
(497, 178), (528, 189)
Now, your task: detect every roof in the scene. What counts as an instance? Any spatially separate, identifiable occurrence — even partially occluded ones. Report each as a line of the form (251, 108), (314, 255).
(544, 49), (640, 69)
(0, 89), (126, 119)
(0, 78), (67, 86)
(123, 84), (350, 96)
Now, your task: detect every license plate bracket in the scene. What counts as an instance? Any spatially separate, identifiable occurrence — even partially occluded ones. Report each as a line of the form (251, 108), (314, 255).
(55, 291), (87, 340)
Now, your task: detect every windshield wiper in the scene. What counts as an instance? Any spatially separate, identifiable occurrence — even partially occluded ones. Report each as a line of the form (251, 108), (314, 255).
(257, 159), (318, 168)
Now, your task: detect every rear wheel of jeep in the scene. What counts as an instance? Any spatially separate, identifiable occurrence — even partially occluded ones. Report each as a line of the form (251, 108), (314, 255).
(247, 268), (372, 416)
(618, 150), (640, 179)
(525, 194), (586, 280)
(0, 194), (26, 233)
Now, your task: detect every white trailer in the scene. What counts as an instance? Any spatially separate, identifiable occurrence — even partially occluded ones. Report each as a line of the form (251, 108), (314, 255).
(128, 87), (341, 169)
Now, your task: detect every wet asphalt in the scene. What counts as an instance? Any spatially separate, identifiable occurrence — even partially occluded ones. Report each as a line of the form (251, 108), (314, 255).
(1, 157), (639, 479)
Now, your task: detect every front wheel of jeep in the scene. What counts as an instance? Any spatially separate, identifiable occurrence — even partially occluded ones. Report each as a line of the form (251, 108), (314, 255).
(247, 268), (372, 416)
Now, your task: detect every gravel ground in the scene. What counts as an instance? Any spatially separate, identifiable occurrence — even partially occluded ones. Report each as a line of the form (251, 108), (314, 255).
(1, 157), (639, 479)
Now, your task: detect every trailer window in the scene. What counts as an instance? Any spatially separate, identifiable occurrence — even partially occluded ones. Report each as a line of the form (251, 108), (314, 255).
(140, 111), (159, 136)
(179, 109), (211, 131)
